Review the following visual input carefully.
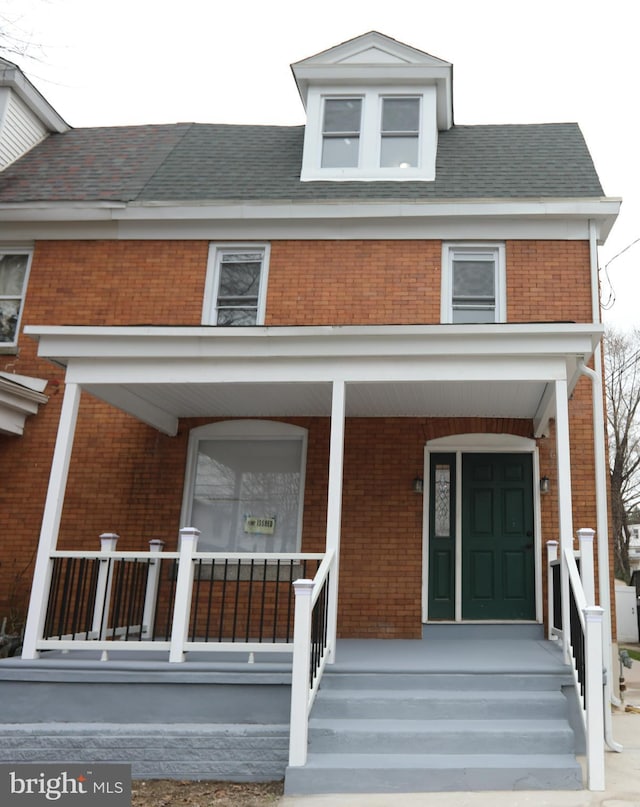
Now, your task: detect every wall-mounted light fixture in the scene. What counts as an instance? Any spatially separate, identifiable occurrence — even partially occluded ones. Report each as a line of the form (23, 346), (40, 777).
(413, 476), (424, 494)
(540, 476), (550, 495)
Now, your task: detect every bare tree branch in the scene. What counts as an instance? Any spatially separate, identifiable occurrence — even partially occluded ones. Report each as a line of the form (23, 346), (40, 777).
(605, 327), (640, 581)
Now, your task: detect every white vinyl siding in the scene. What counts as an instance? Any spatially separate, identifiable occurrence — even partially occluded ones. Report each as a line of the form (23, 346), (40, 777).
(0, 89), (48, 169)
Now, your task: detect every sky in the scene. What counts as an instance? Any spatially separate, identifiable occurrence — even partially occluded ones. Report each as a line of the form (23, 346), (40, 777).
(3, 0), (639, 331)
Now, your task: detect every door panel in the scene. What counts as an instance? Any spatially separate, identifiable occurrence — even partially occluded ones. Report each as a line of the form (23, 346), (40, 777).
(462, 453), (535, 620)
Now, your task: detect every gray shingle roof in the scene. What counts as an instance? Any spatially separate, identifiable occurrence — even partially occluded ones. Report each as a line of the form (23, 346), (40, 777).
(0, 121), (604, 204)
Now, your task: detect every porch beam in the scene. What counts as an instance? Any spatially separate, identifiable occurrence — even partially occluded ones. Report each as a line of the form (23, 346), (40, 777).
(326, 379), (346, 662)
(21, 382), (81, 659)
(65, 355), (569, 386)
(554, 377), (574, 663)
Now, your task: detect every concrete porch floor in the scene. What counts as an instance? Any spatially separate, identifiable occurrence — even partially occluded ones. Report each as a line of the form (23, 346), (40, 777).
(0, 624), (566, 677)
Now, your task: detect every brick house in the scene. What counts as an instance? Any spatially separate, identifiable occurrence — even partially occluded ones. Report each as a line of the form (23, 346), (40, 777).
(0, 33), (621, 792)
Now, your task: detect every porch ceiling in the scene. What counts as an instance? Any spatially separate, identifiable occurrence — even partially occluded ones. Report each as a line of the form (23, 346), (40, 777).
(81, 379), (547, 421)
(26, 322), (603, 435)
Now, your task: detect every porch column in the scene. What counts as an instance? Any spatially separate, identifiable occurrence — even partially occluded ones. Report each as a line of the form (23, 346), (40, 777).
(326, 379), (345, 662)
(554, 377), (574, 663)
(21, 382), (81, 659)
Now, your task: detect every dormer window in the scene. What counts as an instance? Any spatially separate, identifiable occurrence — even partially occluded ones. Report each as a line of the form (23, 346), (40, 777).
(321, 98), (362, 168)
(292, 31), (452, 183)
(301, 87), (436, 182)
(380, 97), (420, 168)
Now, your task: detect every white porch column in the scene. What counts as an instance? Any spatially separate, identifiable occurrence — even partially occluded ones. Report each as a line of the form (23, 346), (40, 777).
(326, 379), (345, 662)
(554, 377), (574, 663)
(21, 382), (82, 659)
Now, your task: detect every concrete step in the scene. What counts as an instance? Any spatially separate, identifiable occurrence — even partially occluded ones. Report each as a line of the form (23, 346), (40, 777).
(308, 718), (576, 755)
(285, 752), (583, 794)
(313, 688), (567, 720)
(319, 671), (571, 691)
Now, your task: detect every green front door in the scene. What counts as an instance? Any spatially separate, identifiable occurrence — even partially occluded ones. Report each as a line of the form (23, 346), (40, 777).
(462, 453), (535, 620)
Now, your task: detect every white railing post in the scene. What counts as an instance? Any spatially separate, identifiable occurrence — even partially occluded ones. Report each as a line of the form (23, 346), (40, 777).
(169, 527), (199, 663)
(141, 539), (165, 639)
(577, 528), (596, 607)
(92, 533), (119, 638)
(289, 578), (314, 767)
(546, 540), (559, 640)
(584, 604), (605, 791)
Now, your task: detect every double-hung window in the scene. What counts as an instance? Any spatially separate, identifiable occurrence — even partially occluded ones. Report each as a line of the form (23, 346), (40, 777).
(0, 250), (32, 348)
(321, 98), (362, 168)
(302, 87), (436, 181)
(203, 244), (270, 326)
(442, 244), (506, 324)
(380, 97), (420, 168)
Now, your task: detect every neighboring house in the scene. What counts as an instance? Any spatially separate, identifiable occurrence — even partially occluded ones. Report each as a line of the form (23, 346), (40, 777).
(0, 33), (621, 793)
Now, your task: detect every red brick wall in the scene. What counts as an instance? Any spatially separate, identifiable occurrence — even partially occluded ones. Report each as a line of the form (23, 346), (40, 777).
(0, 238), (603, 637)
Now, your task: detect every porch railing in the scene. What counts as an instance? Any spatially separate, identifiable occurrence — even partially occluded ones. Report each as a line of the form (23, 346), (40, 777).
(32, 528), (325, 663)
(547, 529), (605, 791)
(288, 547), (336, 767)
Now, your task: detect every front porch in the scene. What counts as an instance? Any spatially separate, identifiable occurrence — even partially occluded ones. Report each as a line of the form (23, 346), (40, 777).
(14, 322), (615, 791)
(0, 626), (584, 789)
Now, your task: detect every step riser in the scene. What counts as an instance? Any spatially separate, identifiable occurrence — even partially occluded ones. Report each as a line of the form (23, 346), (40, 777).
(314, 696), (564, 720)
(309, 729), (575, 756)
(285, 763), (583, 794)
(320, 673), (570, 691)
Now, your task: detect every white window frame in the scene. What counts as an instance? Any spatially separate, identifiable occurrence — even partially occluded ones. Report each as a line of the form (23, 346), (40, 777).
(301, 85), (437, 182)
(0, 247), (33, 352)
(441, 243), (506, 324)
(181, 420), (308, 554)
(202, 243), (270, 326)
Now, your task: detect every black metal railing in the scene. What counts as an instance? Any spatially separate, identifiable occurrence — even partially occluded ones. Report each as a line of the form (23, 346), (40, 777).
(43, 555), (178, 642)
(309, 570), (330, 688)
(188, 557), (321, 644)
(44, 556), (100, 640)
(569, 577), (586, 697)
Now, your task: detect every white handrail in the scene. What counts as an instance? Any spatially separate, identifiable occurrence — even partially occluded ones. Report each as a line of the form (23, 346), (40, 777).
(289, 548), (336, 768)
(560, 537), (605, 791)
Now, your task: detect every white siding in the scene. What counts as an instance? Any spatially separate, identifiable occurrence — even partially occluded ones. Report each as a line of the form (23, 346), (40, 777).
(0, 89), (48, 169)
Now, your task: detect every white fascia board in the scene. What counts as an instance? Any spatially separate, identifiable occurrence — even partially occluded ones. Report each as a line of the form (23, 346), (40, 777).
(0, 197), (620, 224)
(0, 198), (619, 241)
(67, 355), (569, 387)
(26, 323), (603, 365)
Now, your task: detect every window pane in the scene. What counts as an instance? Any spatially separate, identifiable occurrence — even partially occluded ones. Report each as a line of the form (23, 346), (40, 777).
(191, 439), (302, 552)
(380, 136), (418, 168)
(323, 99), (361, 134)
(382, 98), (419, 132)
(321, 136), (359, 168)
(452, 307), (496, 324)
(434, 464), (451, 537)
(0, 299), (20, 342)
(217, 308), (258, 326)
(0, 254), (28, 295)
(452, 260), (495, 298)
(215, 251), (263, 326)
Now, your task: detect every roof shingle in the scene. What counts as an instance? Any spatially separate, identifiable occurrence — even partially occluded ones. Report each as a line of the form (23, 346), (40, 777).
(0, 121), (604, 204)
